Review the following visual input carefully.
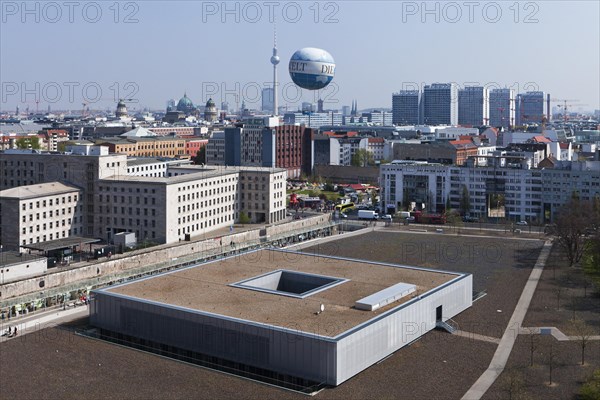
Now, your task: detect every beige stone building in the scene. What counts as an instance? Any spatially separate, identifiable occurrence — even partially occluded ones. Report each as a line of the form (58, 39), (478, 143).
(0, 182), (83, 251)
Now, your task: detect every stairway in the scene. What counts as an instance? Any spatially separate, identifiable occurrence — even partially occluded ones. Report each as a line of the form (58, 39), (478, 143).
(436, 319), (458, 334)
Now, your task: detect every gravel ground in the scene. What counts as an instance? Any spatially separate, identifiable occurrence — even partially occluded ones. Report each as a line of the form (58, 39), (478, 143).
(0, 321), (496, 400)
(0, 231), (545, 399)
(523, 245), (600, 334)
(483, 335), (600, 400)
(483, 245), (600, 400)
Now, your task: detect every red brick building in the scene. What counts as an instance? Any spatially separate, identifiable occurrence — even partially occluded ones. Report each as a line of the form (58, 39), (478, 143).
(271, 125), (314, 179)
(449, 139), (479, 166)
(184, 138), (208, 158)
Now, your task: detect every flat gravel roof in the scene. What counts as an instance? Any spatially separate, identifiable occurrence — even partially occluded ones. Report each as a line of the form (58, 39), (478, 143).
(106, 249), (459, 337)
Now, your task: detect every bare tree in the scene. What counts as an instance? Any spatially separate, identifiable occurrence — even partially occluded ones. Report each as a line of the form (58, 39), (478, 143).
(546, 340), (559, 386)
(571, 317), (595, 365)
(527, 328), (538, 367)
(553, 199), (594, 267)
(501, 367), (527, 400)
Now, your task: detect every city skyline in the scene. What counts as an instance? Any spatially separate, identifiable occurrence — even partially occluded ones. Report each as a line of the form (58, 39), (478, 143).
(1, 1), (599, 112)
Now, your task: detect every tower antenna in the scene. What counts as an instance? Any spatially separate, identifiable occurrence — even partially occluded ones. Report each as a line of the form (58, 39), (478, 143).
(270, 19), (280, 116)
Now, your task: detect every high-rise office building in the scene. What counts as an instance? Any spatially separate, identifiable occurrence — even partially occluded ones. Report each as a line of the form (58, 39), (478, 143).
(261, 88), (275, 114)
(392, 90), (420, 125)
(422, 83), (458, 126)
(457, 86), (489, 126)
(489, 89), (515, 129)
(516, 91), (547, 125)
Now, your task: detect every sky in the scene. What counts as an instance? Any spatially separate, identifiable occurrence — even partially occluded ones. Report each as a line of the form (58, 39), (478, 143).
(1, 0), (599, 113)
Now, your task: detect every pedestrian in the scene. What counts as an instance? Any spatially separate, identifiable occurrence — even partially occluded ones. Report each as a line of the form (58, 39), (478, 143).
(13, 326), (17, 336)
(7, 326), (11, 335)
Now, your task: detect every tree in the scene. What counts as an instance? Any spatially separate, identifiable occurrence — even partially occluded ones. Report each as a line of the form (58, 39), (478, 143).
(57, 141), (71, 152)
(313, 175), (324, 185)
(446, 210), (463, 234)
(501, 368), (527, 400)
(556, 287), (562, 311)
(371, 189), (378, 206)
(554, 199), (593, 267)
(191, 146), (206, 165)
(527, 328), (538, 367)
(16, 136), (41, 149)
(547, 341), (557, 386)
(403, 187), (411, 211)
(428, 190), (435, 212)
(459, 185), (471, 215)
(351, 149), (374, 167)
(580, 369), (600, 400)
(238, 211), (250, 224)
(571, 317), (594, 365)
(583, 234), (600, 289)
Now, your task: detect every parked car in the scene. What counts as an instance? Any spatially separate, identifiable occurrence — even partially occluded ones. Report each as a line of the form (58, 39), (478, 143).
(516, 221), (528, 226)
(381, 214), (392, 222)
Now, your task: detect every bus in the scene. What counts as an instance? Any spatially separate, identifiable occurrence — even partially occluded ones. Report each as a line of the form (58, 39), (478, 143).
(299, 197), (322, 209)
(335, 202), (355, 212)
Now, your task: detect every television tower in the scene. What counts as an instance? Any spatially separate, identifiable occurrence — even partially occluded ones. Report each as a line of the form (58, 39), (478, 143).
(270, 23), (280, 116)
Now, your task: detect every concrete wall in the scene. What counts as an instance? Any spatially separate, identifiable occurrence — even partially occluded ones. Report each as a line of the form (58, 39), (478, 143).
(1, 257), (47, 284)
(313, 165), (380, 185)
(266, 213), (330, 237)
(0, 215), (333, 303)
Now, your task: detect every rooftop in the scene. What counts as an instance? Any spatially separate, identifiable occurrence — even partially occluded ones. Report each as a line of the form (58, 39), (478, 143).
(0, 182), (80, 199)
(106, 249), (459, 338)
(21, 236), (100, 252)
(126, 157), (189, 167)
(0, 251), (45, 267)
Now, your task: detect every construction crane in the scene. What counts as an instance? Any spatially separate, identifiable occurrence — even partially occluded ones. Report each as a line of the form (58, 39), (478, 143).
(553, 99), (587, 123)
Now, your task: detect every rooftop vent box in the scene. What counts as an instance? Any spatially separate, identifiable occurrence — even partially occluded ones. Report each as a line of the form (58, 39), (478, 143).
(355, 282), (416, 311)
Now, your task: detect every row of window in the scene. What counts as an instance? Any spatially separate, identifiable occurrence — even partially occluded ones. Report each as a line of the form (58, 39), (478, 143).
(21, 218), (77, 230)
(21, 208), (80, 222)
(98, 186), (156, 194)
(178, 206), (233, 225)
(178, 214), (232, 236)
(20, 195), (77, 211)
(99, 195), (156, 205)
(99, 208), (156, 217)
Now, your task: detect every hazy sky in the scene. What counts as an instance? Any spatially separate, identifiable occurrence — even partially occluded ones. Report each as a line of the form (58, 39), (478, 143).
(1, 1), (599, 113)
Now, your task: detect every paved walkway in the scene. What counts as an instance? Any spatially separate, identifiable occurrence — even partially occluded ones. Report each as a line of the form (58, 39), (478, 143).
(461, 240), (553, 400)
(0, 305), (88, 343)
(519, 326), (600, 342)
